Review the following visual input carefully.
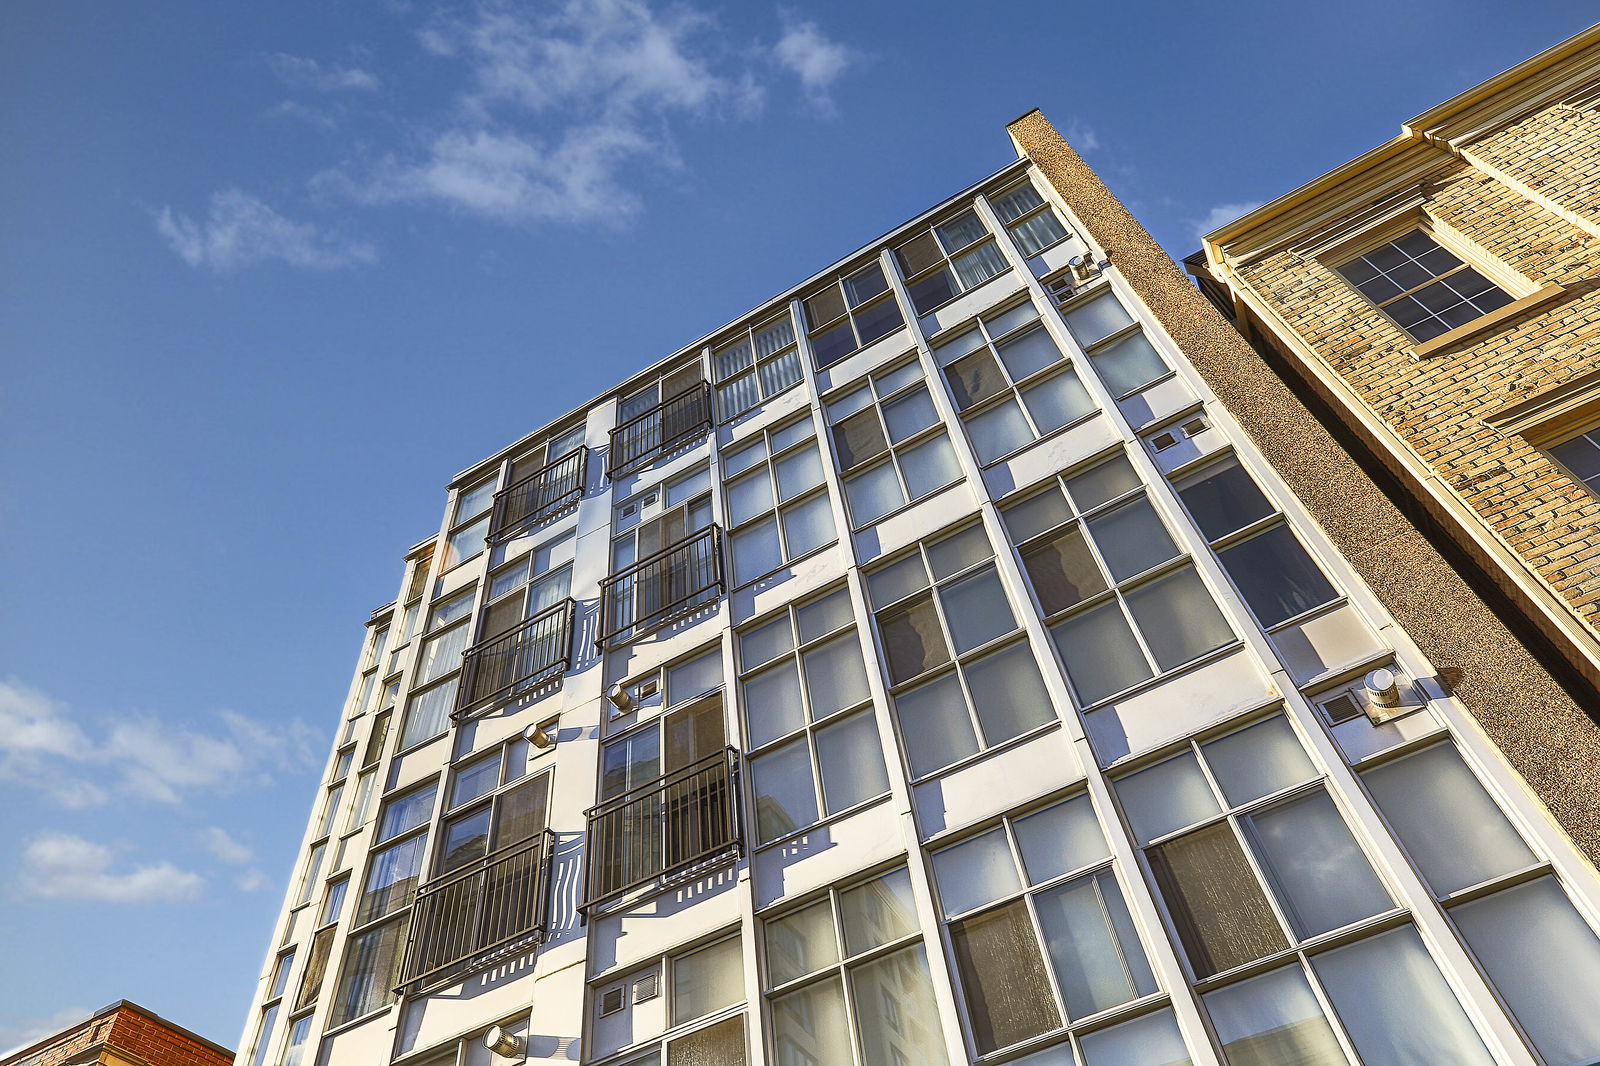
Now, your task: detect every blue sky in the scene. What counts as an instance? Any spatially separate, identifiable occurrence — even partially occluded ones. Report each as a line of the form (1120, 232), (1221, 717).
(2, 0), (1593, 1051)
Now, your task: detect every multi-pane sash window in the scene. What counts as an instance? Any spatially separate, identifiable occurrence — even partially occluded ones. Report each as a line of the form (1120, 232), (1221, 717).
(1360, 742), (1600, 1065)
(724, 415), (836, 585)
(1002, 451), (1233, 705)
(1335, 231), (1514, 343)
(1549, 428), (1600, 497)
(1059, 291), (1171, 399)
(357, 781), (437, 924)
(737, 586), (887, 843)
(932, 299), (1097, 464)
(607, 468), (718, 641)
(868, 523), (1056, 777)
(827, 358), (964, 526)
(443, 476), (496, 570)
(405, 585), (477, 744)
(764, 866), (948, 1066)
(330, 914), (409, 1026)
(989, 181), (1070, 258)
(437, 758), (549, 875)
(713, 315), (802, 420)
(1117, 716), (1393, 979)
(931, 793), (1156, 1055)
(803, 261), (906, 369)
(895, 207), (1010, 315)
(1171, 455), (1338, 629)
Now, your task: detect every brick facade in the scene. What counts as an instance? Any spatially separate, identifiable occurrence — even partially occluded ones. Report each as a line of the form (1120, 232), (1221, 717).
(2, 1003), (232, 1066)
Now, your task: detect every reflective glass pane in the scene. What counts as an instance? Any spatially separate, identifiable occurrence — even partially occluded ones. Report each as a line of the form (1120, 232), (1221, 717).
(965, 641), (1054, 744)
(802, 634), (869, 719)
(378, 782), (437, 842)
(1052, 601), (1153, 705)
(879, 592), (950, 684)
(1015, 794), (1109, 883)
(1089, 331), (1168, 397)
(439, 807), (490, 872)
(997, 327), (1064, 379)
(1023, 525), (1108, 614)
(752, 738), (819, 842)
(900, 433), (962, 500)
(779, 493), (835, 557)
(852, 945), (948, 1066)
(1021, 370), (1096, 433)
(1003, 486), (1072, 543)
(951, 900), (1062, 1054)
(985, 299), (1041, 338)
(947, 350), (1010, 410)
(968, 398), (1035, 463)
(1063, 294), (1134, 346)
(357, 835), (425, 922)
(1037, 871), (1157, 1019)
(933, 829), (1023, 915)
(1125, 567), (1234, 671)
(941, 566), (1017, 653)
(927, 524), (991, 579)
(1202, 717), (1317, 807)
(896, 673), (980, 777)
(796, 588), (854, 642)
(845, 462), (904, 525)
(1066, 454), (1141, 511)
(765, 900), (837, 985)
(1204, 966), (1346, 1066)
(671, 937), (743, 1024)
(1086, 497), (1177, 581)
(868, 553), (930, 607)
(935, 327), (986, 365)
(666, 1016), (744, 1066)
(841, 867), (919, 954)
(833, 408), (889, 470)
(744, 659), (805, 747)
(883, 386), (939, 443)
(727, 470), (773, 526)
(1219, 525), (1338, 627)
(775, 444), (825, 501)
(1176, 460), (1274, 542)
(1361, 743), (1536, 895)
(724, 438), (766, 476)
(772, 976), (852, 1065)
(1116, 752), (1219, 843)
(732, 518), (783, 584)
(739, 617), (792, 670)
(1011, 210), (1068, 257)
(1248, 791), (1391, 938)
(816, 711), (888, 814)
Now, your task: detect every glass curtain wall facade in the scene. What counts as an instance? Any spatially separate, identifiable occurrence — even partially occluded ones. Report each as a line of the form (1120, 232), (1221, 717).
(237, 150), (1600, 1066)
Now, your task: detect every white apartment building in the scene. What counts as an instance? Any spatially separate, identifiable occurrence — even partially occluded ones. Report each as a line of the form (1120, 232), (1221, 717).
(237, 119), (1600, 1066)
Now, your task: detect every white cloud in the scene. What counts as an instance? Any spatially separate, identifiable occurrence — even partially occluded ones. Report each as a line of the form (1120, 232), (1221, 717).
(0, 1006), (94, 1059)
(1064, 119), (1102, 154)
(772, 16), (855, 111)
(156, 188), (377, 273)
(17, 833), (202, 904)
(268, 53), (379, 93)
(1193, 200), (1266, 245)
(199, 826), (255, 865)
(235, 869), (271, 893)
(0, 677), (319, 808)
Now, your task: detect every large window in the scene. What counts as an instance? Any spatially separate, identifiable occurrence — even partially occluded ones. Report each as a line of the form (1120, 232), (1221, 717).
(442, 475), (496, 570)
(1361, 742), (1600, 1065)
(803, 261), (905, 369)
(330, 914), (409, 1026)
(989, 181), (1070, 258)
(826, 358), (963, 526)
(895, 207), (1010, 315)
(764, 866), (948, 1066)
(1059, 291), (1171, 399)
(932, 299), (1097, 464)
(724, 415), (836, 585)
(1171, 454), (1339, 629)
(713, 314), (803, 420)
(931, 793), (1156, 1056)
(868, 523), (1056, 777)
(737, 586), (887, 843)
(1335, 230), (1514, 344)
(437, 759), (549, 875)
(605, 467), (720, 643)
(1001, 451), (1232, 705)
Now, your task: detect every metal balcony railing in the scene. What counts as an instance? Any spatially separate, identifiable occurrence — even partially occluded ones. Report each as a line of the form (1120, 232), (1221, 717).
(582, 749), (741, 912)
(489, 446), (586, 542)
(608, 382), (712, 477)
(453, 599), (575, 720)
(397, 830), (553, 994)
(598, 526), (723, 648)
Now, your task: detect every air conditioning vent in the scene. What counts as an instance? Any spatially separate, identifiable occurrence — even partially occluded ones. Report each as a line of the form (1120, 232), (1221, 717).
(633, 972), (659, 1003)
(599, 986), (625, 1016)
(1319, 693), (1365, 725)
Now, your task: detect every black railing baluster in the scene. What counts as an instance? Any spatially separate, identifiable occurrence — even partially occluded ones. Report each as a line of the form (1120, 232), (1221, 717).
(597, 527), (724, 648)
(488, 447), (587, 542)
(607, 383), (712, 477)
(453, 599), (576, 719)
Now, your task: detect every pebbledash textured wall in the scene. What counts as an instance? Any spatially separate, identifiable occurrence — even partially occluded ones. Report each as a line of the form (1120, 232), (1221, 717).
(1006, 109), (1600, 864)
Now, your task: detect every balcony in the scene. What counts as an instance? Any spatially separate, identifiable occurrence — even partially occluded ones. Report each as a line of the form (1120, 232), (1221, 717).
(609, 383), (712, 478)
(453, 599), (575, 720)
(489, 446), (587, 542)
(582, 749), (742, 912)
(598, 526), (724, 648)
(397, 830), (553, 994)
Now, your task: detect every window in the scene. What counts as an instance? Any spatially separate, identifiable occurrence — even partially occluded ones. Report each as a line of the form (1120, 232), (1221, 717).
(612, 363), (713, 477)
(932, 793), (1156, 1056)
(604, 468), (721, 644)
(868, 524), (1056, 777)
(355, 781), (437, 926)
(438, 757), (549, 875)
(764, 866), (947, 1066)
(989, 181), (1070, 258)
(277, 1014), (312, 1066)
(713, 314), (803, 420)
(895, 207), (1010, 315)
(724, 415), (836, 585)
(826, 358), (964, 526)
(460, 533), (577, 711)
(247, 1004), (279, 1066)
(330, 914), (409, 1025)
(804, 261), (905, 369)
(594, 936), (748, 1065)
(1001, 452), (1233, 705)
(493, 423), (586, 538)
(932, 299), (1097, 464)
(295, 842), (326, 907)
(295, 882), (343, 1012)
(442, 476), (496, 570)
(1549, 427), (1600, 496)
(1059, 291), (1171, 399)
(1171, 454), (1339, 629)
(1361, 741), (1600, 1065)
(346, 769), (377, 833)
(1335, 230), (1513, 344)
(737, 586), (887, 843)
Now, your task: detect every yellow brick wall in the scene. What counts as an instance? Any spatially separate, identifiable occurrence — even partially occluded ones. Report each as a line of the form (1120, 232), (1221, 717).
(1235, 106), (1600, 634)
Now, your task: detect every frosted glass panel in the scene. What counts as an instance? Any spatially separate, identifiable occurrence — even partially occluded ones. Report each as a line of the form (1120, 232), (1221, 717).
(1202, 717), (1317, 806)
(1053, 600), (1152, 705)
(1313, 925), (1495, 1066)
(666, 1016), (744, 1066)
(966, 641), (1055, 744)
(852, 945), (947, 1066)
(1087, 497), (1178, 581)
(840, 867), (919, 954)
(1079, 1009), (1191, 1066)
(765, 900), (837, 985)
(1204, 965), (1345, 1066)
(772, 979), (852, 1066)
(1150, 823), (1288, 976)
(780, 492), (834, 556)
(1116, 753), (1219, 843)
(727, 470), (772, 525)
(942, 566), (1017, 652)
(671, 937), (743, 1024)
(1248, 791), (1391, 938)
(1454, 877), (1600, 1066)
(951, 901), (1062, 1054)
(901, 433), (962, 499)
(1022, 370), (1096, 433)
(1015, 794), (1108, 883)
(816, 711), (888, 814)
(1361, 743), (1535, 895)
(968, 397), (1034, 463)
(896, 673), (979, 777)
(739, 617), (792, 670)
(744, 660), (805, 747)
(803, 635), (869, 719)
(752, 739), (819, 842)
(933, 828), (1022, 915)
(1036, 872), (1156, 1018)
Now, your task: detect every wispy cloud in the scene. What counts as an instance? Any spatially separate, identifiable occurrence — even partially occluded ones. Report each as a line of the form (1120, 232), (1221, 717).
(199, 826), (255, 865)
(156, 188), (377, 273)
(0, 677), (319, 808)
(17, 833), (202, 904)
(0, 1006), (94, 1059)
(772, 15), (855, 112)
(1192, 200), (1266, 245)
(267, 52), (379, 93)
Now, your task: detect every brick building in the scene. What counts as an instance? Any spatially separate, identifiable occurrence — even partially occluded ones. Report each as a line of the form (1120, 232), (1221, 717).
(2, 1002), (233, 1066)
